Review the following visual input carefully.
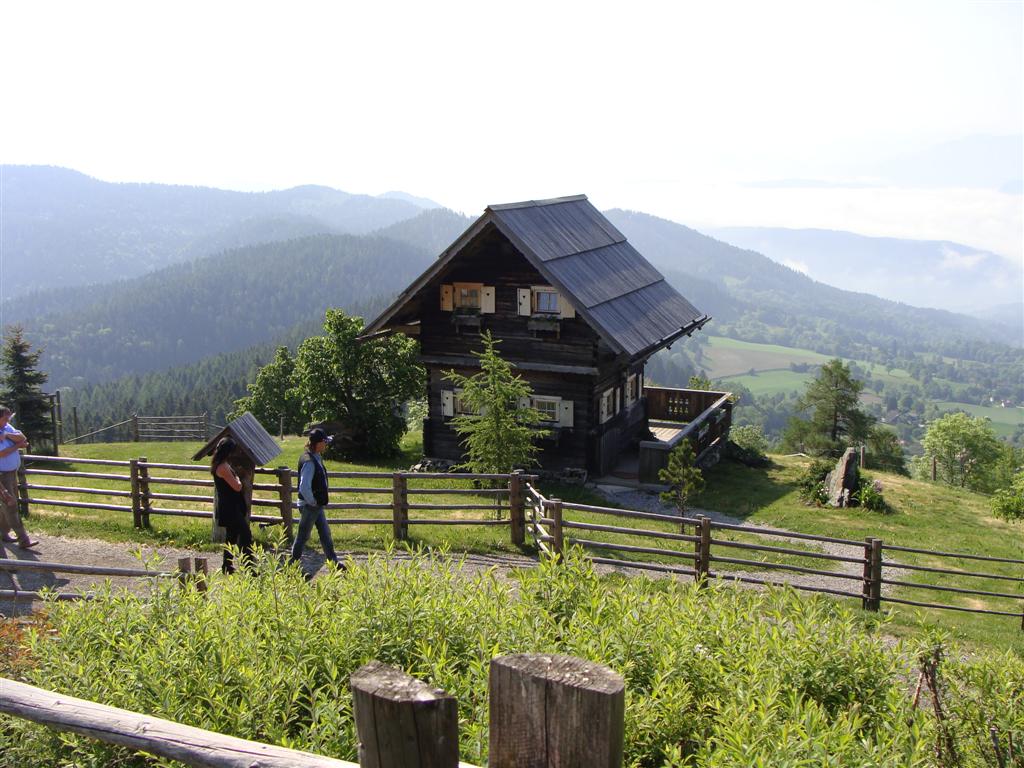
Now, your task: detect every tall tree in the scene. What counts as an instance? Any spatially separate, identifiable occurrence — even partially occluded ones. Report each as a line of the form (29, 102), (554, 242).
(921, 412), (1002, 490)
(0, 326), (53, 454)
(233, 310), (424, 459)
(444, 332), (547, 474)
(782, 359), (873, 457)
(231, 346), (304, 435)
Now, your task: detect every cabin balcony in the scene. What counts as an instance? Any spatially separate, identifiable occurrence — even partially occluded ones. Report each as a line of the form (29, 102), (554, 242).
(639, 386), (733, 487)
(598, 386), (733, 490)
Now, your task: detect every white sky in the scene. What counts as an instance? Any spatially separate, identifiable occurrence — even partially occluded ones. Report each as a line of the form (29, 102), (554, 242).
(2, 0), (1022, 262)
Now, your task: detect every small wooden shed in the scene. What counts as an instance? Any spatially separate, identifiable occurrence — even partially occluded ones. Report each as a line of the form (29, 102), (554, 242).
(192, 412), (283, 539)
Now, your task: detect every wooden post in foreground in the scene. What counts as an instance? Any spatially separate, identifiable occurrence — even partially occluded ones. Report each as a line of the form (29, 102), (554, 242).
(193, 557), (208, 594)
(509, 470), (525, 546)
(862, 537), (883, 612)
(131, 414), (139, 442)
(176, 557), (193, 589)
(489, 654), (625, 768)
(351, 661), (459, 768)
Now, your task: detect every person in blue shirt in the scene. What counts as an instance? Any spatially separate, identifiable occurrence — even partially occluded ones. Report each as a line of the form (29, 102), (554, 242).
(0, 407), (37, 549)
(290, 428), (340, 572)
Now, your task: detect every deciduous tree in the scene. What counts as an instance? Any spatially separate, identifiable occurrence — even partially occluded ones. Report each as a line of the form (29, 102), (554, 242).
(922, 411), (1002, 490)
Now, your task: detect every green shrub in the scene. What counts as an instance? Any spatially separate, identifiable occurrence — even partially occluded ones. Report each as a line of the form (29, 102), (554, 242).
(0, 548), (1013, 767)
(726, 425), (770, 467)
(797, 458), (834, 505)
(855, 478), (888, 512)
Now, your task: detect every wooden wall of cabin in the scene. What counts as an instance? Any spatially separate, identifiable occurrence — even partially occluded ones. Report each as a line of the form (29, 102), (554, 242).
(415, 225), (604, 368)
(589, 361), (648, 476)
(424, 366), (593, 471)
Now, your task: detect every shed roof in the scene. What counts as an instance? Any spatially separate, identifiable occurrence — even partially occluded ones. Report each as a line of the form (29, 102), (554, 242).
(191, 412), (283, 466)
(363, 195), (708, 360)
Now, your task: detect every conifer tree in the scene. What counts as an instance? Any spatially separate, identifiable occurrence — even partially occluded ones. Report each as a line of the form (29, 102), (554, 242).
(658, 441), (705, 513)
(1, 326), (53, 454)
(444, 332), (547, 474)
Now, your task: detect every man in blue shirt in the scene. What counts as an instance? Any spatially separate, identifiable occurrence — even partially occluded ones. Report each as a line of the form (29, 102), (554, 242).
(290, 428), (339, 572)
(0, 407), (37, 548)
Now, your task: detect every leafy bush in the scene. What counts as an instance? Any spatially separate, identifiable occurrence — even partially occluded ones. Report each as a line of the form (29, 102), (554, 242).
(855, 478), (888, 512)
(992, 470), (1024, 522)
(797, 458), (834, 505)
(726, 424), (770, 467)
(1, 549), (1015, 767)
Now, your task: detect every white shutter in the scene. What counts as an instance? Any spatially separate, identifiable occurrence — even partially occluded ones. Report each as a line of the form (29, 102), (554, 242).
(518, 396), (530, 410)
(517, 288), (531, 316)
(440, 285), (453, 312)
(559, 399), (574, 428)
(441, 390), (454, 417)
(481, 286), (495, 314)
(559, 295), (575, 319)
(614, 388), (621, 414)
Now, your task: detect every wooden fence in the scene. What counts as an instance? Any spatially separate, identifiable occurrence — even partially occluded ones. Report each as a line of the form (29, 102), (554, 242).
(15, 454), (536, 546)
(1, 652), (624, 767)
(524, 484), (1024, 629)
(10, 454), (1024, 628)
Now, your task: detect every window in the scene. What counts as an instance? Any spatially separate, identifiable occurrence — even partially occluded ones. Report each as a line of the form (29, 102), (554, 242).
(626, 374), (640, 406)
(454, 389), (478, 416)
(454, 282), (482, 310)
(534, 289), (559, 314)
(532, 396), (560, 422)
(599, 388), (615, 424)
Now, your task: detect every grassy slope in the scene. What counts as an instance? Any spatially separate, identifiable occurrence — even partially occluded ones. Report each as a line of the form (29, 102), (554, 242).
(694, 455), (1024, 652)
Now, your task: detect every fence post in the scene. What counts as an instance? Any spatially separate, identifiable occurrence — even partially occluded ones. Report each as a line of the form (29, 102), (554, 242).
(129, 459), (142, 528)
(276, 467), (294, 541)
(859, 445), (865, 468)
(351, 660), (459, 768)
(550, 498), (563, 559)
(392, 473), (408, 541)
(931, 456), (937, 482)
(193, 557), (208, 594)
(489, 653), (625, 768)
(177, 557), (194, 588)
(695, 515), (711, 583)
(509, 470), (525, 546)
(138, 456), (151, 529)
(16, 450), (29, 519)
(132, 414), (139, 442)
(72, 406), (80, 440)
(869, 538), (883, 611)
(862, 537), (883, 611)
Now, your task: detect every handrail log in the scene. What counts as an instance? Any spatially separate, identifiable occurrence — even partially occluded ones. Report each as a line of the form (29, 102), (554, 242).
(0, 559), (172, 578)
(0, 678), (360, 768)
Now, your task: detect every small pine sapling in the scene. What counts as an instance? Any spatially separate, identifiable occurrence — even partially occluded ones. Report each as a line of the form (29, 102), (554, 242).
(658, 441), (705, 514)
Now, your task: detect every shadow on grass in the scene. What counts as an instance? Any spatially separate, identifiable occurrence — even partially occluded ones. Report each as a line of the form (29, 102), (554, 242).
(692, 457), (803, 521)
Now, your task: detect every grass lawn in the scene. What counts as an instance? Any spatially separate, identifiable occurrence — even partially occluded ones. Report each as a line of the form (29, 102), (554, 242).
(695, 455), (1024, 653)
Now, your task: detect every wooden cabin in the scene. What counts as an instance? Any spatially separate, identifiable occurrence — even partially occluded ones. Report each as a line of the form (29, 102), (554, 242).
(362, 195), (731, 485)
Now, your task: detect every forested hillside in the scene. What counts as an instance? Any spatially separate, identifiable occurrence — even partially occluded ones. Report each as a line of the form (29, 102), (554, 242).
(24, 233), (432, 388)
(0, 166), (429, 296)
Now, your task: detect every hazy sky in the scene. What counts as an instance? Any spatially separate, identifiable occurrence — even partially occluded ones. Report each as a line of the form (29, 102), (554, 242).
(2, 0), (1022, 262)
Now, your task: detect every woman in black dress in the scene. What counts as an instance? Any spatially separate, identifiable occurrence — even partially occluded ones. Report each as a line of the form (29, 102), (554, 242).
(211, 437), (253, 573)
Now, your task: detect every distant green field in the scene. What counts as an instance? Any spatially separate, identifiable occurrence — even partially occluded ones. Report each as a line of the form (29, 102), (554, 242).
(718, 369), (813, 397)
(936, 401), (1024, 438)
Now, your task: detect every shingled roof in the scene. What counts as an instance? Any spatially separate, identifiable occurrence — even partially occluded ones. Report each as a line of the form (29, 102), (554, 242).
(363, 195), (708, 359)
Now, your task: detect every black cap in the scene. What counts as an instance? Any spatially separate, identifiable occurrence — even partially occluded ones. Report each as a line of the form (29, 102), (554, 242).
(308, 428), (333, 446)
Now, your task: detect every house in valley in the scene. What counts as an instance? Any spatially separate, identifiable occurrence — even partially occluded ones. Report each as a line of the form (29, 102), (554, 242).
(361, 195), (732, 486)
